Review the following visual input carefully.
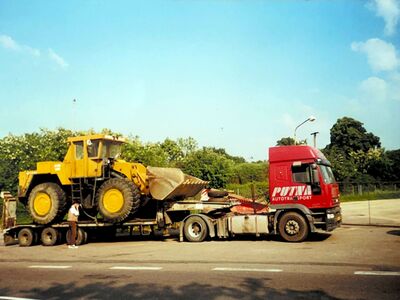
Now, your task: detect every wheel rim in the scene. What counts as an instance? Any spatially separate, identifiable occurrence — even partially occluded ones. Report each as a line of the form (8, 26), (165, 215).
(188, 222), (202, 238)
(103, 188), (124, 213)
(44, 232), (53, 242)
(285, 220), (300, 235)
(33, 192), (52, 216)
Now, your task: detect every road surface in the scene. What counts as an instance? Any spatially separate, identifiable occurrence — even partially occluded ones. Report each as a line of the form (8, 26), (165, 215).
(0, 225), (399, 299)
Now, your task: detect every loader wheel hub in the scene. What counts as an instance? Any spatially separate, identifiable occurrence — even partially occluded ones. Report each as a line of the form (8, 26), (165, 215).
(33, 192), (52, 216)
(103, 189), (124, 213)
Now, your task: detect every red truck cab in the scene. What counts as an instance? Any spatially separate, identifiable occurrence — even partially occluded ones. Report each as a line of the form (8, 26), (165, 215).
(268, 145), (342, 241)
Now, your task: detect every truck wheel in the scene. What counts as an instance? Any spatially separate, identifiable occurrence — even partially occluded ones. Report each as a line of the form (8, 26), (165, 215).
(18, 228), (37, 247)
(27, 183), (67, 224)
(278, 212), (309, 242)
(96, 178), (140, 223)
(66, 227), (87, 245)
(183, 216), (208, 242)
(41, 227), (61, 246)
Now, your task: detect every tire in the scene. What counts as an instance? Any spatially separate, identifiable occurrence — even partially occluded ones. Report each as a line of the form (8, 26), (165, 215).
(278, 212), (309, 242)
(66, 227), (87, 245)
(96, 178), (140, 223)
(207, 189), (229, 198)
(41, 227), (61, 246)
(18, 228), (37, 247)
(183, 216), (208, 242)
(27, 183), (67, 224)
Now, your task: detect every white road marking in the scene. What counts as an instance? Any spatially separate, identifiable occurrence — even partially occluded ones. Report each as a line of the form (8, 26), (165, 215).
(28, 265), (71, 269)
(213, 267), (283, 273)
(355, 271), (400, 276)
(0, 297), (39, 300)
(110, 266), (162, 271)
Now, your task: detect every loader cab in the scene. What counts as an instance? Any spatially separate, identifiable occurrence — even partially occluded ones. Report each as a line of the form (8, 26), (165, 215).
(65, 135), (125, 178)
(268, 145), (340, 210)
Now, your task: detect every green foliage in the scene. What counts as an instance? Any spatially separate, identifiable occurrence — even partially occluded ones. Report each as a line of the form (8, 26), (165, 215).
(340, 190), (400, 202)
(180, 148), (235, 188)
(230, 162), (268, 184)
(328, 117), (380, 153)
(322, 117), (394, 182)
(121, 137), (169, 167)
(276, 137), (306, 146)
(226, 182), (269, 200)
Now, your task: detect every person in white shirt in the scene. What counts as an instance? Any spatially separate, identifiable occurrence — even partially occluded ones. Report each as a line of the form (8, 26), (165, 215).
(67, 201), (80, 248)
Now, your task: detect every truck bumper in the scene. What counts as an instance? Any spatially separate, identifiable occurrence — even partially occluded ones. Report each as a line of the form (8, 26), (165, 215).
(325, 206), (342, 232)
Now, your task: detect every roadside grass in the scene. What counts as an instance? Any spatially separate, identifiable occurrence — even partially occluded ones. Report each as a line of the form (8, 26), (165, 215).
(340, 190), (400, 202)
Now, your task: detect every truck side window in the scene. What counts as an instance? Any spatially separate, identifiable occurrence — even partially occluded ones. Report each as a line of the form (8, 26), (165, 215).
(292, 164), (311, 184)
(75, 142), (84, 160)
(88, 140), (100, 158)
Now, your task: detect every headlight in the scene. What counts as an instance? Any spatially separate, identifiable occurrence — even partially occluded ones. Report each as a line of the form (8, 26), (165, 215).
(327, 213), (335, 219)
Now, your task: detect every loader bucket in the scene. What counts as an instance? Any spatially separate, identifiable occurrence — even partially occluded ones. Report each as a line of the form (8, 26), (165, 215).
(147, 166), (208, 200)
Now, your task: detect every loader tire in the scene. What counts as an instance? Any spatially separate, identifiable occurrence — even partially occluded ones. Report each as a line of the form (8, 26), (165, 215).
(28, 183), (67, 225)
(96, 178), (140, 223)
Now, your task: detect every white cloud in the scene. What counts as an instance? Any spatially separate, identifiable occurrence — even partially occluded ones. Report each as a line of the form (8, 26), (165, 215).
(48, 48), (69, 69)
(351, 38), (399, 72)
(368, 0), (400, 36)
(359, 76), (388, 101)
(0, 34), (40, 56)
(0, 34), (19, 50)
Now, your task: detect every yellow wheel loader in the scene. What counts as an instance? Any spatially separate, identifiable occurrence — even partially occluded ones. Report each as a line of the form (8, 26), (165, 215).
(18, 134), (207, 224)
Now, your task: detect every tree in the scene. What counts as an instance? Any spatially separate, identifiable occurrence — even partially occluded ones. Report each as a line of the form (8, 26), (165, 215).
(276, 137), (306, 146)
(323, 117), (383, 182)
(328, 117), (380, 153)
(230, 162), (268, 184)
(180, 148), (234, 188)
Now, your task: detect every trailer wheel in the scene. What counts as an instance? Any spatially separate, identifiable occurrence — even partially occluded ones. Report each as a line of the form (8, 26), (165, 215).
(66, 227), (87, 246)
(3, 233), (15, 246)
(278, 212), (309, 242)
(41, 227), (61, 246)
(18, 228), (37, 247)
(183, 216), (208, 242)
(96, 178), (140, 223)
(28, 182), (67, 224)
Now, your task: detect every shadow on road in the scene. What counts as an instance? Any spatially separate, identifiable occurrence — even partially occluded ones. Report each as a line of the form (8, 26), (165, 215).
(387, 230), (400, 236)
(15, 278), (342, 300)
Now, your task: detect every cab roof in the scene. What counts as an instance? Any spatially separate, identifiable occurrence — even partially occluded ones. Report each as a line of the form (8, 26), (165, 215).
(67, 134), (126, 143)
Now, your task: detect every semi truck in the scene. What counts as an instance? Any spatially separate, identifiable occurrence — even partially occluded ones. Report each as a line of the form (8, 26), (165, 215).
(2, 134), (341, 246)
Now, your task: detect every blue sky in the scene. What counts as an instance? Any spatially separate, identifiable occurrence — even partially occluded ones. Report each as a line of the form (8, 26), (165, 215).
(0, 0), (399, 161)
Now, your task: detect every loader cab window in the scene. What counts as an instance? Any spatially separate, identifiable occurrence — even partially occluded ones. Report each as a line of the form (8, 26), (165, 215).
(87, 140), (100, 158)
(101, 141), (122, 159)
(74, 141), (84, 160)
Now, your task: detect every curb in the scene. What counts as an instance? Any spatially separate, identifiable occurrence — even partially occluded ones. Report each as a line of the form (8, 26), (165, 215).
(342, 223), (400, 228)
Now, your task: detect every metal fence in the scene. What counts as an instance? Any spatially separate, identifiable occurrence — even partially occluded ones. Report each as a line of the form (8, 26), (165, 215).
(338, 182), (400, 195)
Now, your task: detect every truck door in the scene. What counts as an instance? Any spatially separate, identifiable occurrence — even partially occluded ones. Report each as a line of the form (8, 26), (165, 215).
(291, 162), (323, 207)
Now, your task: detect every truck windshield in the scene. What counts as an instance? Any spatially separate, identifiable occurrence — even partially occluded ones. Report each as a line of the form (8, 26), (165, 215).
(320, 165), (336, 184)
(101, 141), (122, 159)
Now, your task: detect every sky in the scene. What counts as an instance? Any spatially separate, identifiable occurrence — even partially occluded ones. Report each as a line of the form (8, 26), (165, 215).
(0, 0), (399, 161)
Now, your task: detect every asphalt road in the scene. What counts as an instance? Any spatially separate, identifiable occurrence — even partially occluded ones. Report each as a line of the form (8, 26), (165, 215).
(0, 225), (399, 300)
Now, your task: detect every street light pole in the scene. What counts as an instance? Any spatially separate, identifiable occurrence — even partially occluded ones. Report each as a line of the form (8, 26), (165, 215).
(294, 116), (316, 144)
(310, 131), (319, 148)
